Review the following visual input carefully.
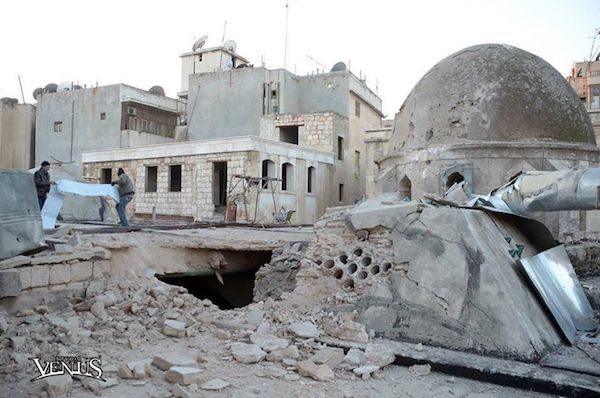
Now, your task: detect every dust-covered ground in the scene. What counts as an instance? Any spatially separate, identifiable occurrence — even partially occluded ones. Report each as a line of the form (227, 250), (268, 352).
(0, 271), (555, 398)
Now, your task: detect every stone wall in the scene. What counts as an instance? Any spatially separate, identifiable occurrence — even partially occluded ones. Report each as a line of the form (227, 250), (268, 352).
(0, 249), (111, 300)
(84, 152), (252, 221)
(259, 112), (336, 152)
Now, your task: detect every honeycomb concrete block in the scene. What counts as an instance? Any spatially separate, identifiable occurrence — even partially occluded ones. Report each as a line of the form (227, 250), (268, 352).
(49, 263), (70, 285)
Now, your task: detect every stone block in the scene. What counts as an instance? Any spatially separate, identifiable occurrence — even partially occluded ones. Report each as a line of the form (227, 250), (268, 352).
(0, 255), (31, 270)
(31, 265), (50, 287)
(49, 263), (70, 285)
(152, 352), (196, 371)
(43, 374), (73, 397)
(18, 266), (32, 289)
(93, 261), (111, 278)
(165, 366), (203, 385)
(297, 360), (334, 381)
(71, 261), (93, 282)
(0, 270), (22, 297)
(309, 347), (345, 369)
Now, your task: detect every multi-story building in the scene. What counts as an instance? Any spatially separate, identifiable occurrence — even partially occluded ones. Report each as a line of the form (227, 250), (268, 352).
(81, 42), (384, 224)
(0, 99), (36, 170)
(35, 84), (184, 177)
(567, 59), (600, 143)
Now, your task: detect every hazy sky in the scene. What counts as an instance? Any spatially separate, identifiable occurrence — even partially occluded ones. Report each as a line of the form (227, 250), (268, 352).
(0, 0), (598, 116)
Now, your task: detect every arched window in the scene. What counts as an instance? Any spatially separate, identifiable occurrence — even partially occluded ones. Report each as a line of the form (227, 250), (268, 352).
(399, 175), (412, 200)
(446, 172), (465, 190)
(261, 159), (275, 189)
(282, 162), (294, 191)
(307, 166), (316, 193)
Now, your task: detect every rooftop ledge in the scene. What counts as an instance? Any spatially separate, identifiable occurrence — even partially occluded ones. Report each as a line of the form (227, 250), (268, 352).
(82, 135), (335, 164)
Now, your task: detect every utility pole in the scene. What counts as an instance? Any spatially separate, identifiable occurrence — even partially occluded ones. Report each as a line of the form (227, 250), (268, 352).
(284, 0), (289, 69)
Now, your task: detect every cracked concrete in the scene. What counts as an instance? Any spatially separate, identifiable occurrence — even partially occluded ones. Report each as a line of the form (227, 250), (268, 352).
(295, 200), (564, 361)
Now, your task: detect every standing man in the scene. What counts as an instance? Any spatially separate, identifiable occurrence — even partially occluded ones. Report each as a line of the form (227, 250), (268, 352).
(34, 161), (55, 210)
(112, 168), (135, 226)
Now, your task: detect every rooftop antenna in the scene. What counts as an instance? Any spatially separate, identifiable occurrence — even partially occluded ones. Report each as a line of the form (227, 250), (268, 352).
(17, 75), (25, 104)
(589, 28), (600, 61)
(284, 0), (290, 69)
(305, 54), (327, 71)
(219, 21), (227, 71)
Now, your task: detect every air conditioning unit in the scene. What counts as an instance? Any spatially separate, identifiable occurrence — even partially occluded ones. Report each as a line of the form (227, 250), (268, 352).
(127, 106), (137, 116)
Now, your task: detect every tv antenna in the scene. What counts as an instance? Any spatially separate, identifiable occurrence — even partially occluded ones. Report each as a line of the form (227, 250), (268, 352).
(589, 28), (600, 61)
(306, 54), (327, 70)
(284, 0), (290, 69)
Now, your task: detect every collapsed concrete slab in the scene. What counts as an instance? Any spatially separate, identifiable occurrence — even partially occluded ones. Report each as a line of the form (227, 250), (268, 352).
(293, 200), (566, 361)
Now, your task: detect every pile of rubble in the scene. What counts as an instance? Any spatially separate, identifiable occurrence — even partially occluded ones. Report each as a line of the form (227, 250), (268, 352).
(0, 260), (425, 398)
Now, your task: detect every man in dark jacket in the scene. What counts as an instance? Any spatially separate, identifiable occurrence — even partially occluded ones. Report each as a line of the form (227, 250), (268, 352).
(34, 161), (55, 210)
(111, 168), (135, 226)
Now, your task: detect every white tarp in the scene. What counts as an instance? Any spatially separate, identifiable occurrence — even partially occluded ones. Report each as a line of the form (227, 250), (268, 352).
(41, 180), (120, 229)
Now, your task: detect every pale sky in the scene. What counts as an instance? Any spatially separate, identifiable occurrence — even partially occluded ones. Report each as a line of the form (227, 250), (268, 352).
(0, 0), (598, 116)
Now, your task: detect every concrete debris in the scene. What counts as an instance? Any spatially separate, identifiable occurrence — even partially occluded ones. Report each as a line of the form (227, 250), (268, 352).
(200, 378), (231, 391)
(297, 359), (334, 381)
(288, 321), (320, 338)
(254, 241), (308, 301)
(249, 332), (289, 352)
(310, 347), (345, 369)
(171, 384), (191, 398)
(165, 366), (204, 385)
(152, 352), (197, 371)
(408, 364), (432, 376)
(284, 373), (301, 381)
(353, 365), (380, 380)
(343, 349), (364, 366)
(362, 343), (396, 368)
(266, 345), (300, 362)
(230, 342), (267, 364)
(90, 301), (107, 320)
(323, 317), (368, 343)
(254, 364), (287, 379)
(163, 319), (186, 337)
(42, 374), (72, 397)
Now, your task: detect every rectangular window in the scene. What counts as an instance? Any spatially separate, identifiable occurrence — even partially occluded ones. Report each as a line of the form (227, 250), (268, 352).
(279, 125), (299, 145)
(53, 121), (62, 133)
(100, 168), (112, 184)
(146, 166), (158, 192)
(100, 112), (106, 120)
(141, 119), (148, 132)
(354, 150), (360, 177)
(591, 86), (600, 110)
(338, 183), (344, 202)
(169, 165), (182, 192)
(307, 167), (315, 194)
(337, 137), (344, 160)
(355, 100), (361, 117)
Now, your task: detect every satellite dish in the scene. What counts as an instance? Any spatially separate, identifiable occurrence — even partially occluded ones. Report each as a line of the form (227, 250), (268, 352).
(33, 88), (43, 100)
(44, 83), (58, 93)
(223, 59), (234, 70)
(192, 35), (208, 52)
(148, 85), (165, 96)
(223, 40), (237, 53)
(331, 62), (347, 72)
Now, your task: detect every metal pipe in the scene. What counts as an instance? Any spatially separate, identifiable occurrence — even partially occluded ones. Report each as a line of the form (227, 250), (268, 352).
(490, 169), (600, 216)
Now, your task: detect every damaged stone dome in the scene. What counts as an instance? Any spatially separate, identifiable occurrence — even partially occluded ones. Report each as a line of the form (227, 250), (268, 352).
(389, 44), (596, 152)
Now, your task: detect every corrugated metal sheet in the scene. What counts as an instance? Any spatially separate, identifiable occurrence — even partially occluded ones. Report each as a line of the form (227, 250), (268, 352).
(0, 169), (45, 260)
